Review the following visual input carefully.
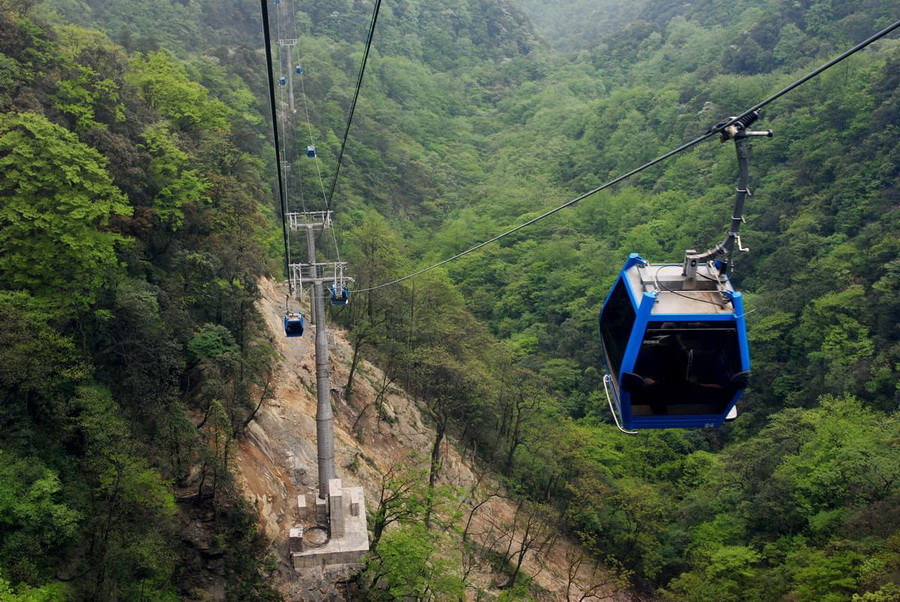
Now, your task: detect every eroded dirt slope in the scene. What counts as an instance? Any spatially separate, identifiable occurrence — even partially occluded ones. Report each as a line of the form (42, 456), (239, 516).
(236, 278), (632, 600)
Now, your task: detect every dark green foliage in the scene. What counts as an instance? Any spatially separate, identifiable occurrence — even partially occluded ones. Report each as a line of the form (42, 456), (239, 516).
(0, 10), (279, 600)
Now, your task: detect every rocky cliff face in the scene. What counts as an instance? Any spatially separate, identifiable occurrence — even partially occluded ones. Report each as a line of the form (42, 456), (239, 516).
(238, 279), (629, 600)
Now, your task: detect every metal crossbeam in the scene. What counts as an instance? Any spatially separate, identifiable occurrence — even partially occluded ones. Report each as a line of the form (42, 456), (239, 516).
(289, 262), (354, 290)
(287, 211), (332, 231)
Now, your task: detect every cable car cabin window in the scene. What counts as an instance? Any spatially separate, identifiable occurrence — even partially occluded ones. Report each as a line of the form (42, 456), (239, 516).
(627, 322), (743, 416)
(599, 279), (635, 376)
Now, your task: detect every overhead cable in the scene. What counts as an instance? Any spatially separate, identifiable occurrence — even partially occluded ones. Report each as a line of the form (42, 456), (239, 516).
(354, 130), (716, 292)
(325, 0), (383, 211)
(298, 74), (342, 263)
(260, 0), (293, 294)
(353, 18), (900, 294)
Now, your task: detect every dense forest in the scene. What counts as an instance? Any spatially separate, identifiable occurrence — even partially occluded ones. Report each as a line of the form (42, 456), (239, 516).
(0, 0), (898, 600)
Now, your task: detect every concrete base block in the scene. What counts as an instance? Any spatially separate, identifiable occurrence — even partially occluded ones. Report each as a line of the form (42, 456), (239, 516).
(315, 496), (327, 525)
(289, 527), (304, 553)
(292, 486), (369, 570)
(297, 494), (308, 522)
(349, 490), (360, 517)
(328, 478), (345, 538)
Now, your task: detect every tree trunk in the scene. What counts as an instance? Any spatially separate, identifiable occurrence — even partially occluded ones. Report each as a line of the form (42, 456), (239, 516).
(344, 333), (364, 401)
(505, 399), (523, 473)
(370, 511), (386, 552)
(424, 418), (446, 529)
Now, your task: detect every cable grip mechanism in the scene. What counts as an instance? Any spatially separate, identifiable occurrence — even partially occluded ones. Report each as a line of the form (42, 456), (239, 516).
(684, 112), (772, 283)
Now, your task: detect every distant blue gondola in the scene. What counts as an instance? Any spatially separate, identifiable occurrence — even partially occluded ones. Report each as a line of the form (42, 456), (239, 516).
(279, 76), (286, 86)
(306, 145), (316, 158)
(284, 312), (305, 337)
(330, 286), (349, 307)
(599, 254), (749, 430)
(295, 65), (304, 75)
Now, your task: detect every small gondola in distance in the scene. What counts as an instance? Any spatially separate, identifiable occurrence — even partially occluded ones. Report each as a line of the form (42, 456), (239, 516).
(330, 286), (349, 307)
(284, 312), (305, 337)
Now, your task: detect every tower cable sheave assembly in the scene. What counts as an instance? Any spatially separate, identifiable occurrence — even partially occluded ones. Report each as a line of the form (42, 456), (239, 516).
(354, 18), (900, 294)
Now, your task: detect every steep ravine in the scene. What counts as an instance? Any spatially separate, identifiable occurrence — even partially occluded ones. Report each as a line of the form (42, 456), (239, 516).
(237, 278), (632, 600)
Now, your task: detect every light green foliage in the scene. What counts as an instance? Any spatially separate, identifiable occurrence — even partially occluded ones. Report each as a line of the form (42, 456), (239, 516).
(662, 397), (898, 599)
(774, 24), (810, 65)
(51, 26), (125, 130)
(0, 575), (67, 602)
(142, 122), (210, 230)
(0, 452), (80, 584)
(128, 51), (230, 132)
(776, 396), (899, 513)
(366, 525), (465, 601)
(0, 112), (131, 311)
(368, 459), (431, 552)
(187, 323), (239, 362)
(854, 584), (900, 602)
(787, 545), (867, 602)
(186, 58), (263, 126)
(665, 545), (761, 602)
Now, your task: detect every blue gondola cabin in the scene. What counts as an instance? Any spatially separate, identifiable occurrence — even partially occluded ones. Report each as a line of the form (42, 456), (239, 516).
(284, 312), (305, 337)
(306, 145), (316, 158)
(330, 286), (349, 307)
(599, 254), (749, 429)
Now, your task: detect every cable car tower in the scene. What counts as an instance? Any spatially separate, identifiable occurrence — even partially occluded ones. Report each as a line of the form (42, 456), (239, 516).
(287, 211), (353, 496)
(599, 112), (771, 432)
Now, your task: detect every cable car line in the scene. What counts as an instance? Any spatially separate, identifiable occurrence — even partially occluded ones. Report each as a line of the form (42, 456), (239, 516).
(259, 0), (293, 296)
(325, 0), (383, 212)
(268, 0), (352, 312)
(352, 18), (900, 295)
(278, 71), (306, 213)
(298, 74), (329, 205)
(298, 72), (343, 264)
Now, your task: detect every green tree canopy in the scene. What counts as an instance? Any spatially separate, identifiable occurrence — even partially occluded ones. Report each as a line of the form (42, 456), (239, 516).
(0, 112), (131, 312)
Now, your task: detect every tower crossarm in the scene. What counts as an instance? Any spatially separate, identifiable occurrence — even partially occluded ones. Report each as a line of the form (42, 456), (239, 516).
(287, 211), (333, 231)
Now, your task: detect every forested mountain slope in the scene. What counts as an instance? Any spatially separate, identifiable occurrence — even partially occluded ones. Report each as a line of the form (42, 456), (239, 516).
(1, 0), (898, 599)
(0, 6), (281, 599)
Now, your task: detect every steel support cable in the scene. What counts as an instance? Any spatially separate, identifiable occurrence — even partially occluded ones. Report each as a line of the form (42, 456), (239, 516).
(298, 71), (342, 265)
(298, 77), (332, 211)
(277, 78), (303, 215)
(725, 18), (900, 128)
(273, 4), (306, 214)
(260, 0), (293, 295)
(354, 131), (716, 293)
(353, 19), (900, 294)
(325, 0), (382, 212)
